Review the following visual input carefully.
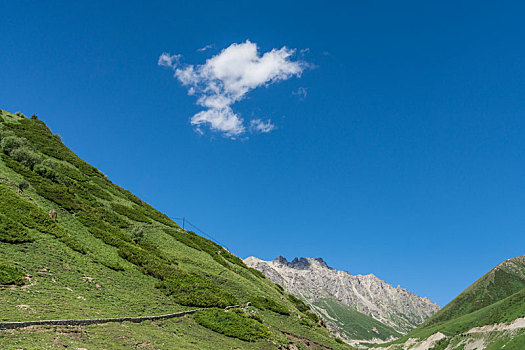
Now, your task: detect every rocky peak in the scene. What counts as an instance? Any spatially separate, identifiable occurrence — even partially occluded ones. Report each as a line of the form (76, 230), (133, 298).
(244, 255), (440, 335)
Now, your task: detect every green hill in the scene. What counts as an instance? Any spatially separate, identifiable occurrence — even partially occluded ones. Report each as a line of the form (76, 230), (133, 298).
(0, 109), (350, 349)
(375, 255), (525, 349)
(312, 298), (400, 342)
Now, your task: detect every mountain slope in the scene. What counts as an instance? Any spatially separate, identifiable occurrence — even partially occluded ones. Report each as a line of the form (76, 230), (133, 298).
(244, 256), (439, 343)
(0, 109), (350, 349)
(377, 255), (525, 349)
(312, 297), (401, 346)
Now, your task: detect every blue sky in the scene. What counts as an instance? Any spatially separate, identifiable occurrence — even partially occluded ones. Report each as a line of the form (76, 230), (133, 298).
(1, 1), (525, 306)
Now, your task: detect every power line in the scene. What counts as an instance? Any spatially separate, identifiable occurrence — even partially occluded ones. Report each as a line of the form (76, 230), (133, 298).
(181, 217), (229, 251)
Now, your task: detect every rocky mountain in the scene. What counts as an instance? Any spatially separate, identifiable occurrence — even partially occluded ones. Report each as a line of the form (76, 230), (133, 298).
(244, 256), (440, 344)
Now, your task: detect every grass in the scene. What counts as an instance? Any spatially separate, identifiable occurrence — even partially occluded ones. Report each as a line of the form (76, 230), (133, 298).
(193, 308), (271, 341)
(0, 109), (351, 349)
(420, 256), (525, 330)
(313, 297), (401, 341)
(0, 213), (33, 243)
(376, 257), (525, 349)
(0, 263), (25, 285)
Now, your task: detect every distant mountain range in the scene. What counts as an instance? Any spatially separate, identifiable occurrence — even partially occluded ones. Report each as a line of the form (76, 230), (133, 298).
(244, 256), (440, 345)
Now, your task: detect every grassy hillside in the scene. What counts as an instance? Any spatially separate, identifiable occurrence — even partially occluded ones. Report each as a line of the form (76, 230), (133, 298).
(420, 255), (525, 329)
(0, 109), (350, 349)
(375, 256), (525, 348)
(313, 298), (400, 341)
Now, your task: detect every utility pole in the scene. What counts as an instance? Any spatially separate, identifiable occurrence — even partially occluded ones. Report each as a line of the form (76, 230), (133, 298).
(182, 217), (185, 230)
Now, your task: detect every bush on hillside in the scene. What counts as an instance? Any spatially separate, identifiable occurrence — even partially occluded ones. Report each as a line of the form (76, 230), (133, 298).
(0, 263), (25, 285)
(6, 117), (103, 177)
(130, 225), (145, 242)
(111, 203), (151, 223)
(248, 267), (266, 279)
(0, 214), (33, 243)
(0, 184), (86, 254)
(193, 308), (270, 342)
(80, 180), (112, 200)
(158, 271), (238, 308)
(34, 163), (58, 182)
(1, 136), (26, 154)
(117, 243), (177, 280)
(163, 228), (255, 278)
(287, 294), (310, 313)
(0, 127), (14, 141)
(18, 180), (29, 192)
(251, 296), (290, 315)
(10, 146), (42, 170)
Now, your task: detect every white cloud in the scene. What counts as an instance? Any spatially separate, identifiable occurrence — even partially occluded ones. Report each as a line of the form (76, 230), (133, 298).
(157, 53), (181, 68)
(159, 40), (306, 138)
(197, 44), (213, 52)
(191, 107), (245, 137)
(292, 87), (307, 100)
(250, 119), (275, 133)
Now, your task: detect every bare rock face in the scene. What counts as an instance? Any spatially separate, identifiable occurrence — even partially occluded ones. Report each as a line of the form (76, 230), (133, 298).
(244, 256), (440, 334)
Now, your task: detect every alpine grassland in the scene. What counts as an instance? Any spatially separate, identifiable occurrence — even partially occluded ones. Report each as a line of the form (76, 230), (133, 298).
(312, 298), (401, 342)
(375, 255), (525, 348)
(0, 109), (351, 349)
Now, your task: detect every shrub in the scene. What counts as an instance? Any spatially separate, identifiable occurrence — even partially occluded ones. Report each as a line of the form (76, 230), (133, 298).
(79, 181), (112, 200)
(15, 111), (26, 117)
(251, 296), (290, 315)
(193, 308), (270, 341)
(111, 203), (151, 223)
(163, 228), (252, 276)
(248, 267), (266, 279)
(0, 184), (86, 254)
(10, 146), (42, 170)
(0, 213), (33, 243)
(143, 206), (180, 228)
(6, 118), (103, 177)
(287, 294), (310, 313)
(274, 283), (285, 294)
(31, 114), (38, 120)
(130, 226), (145, 242)
(158, 271), (238, 308)
(18, 180), (29, 192)
(34, 163), (58, 181)
(117, 243), (177, 280)
(33, 180), (80, 212)
(335, 338), (345, 344)
(304, 311), (321, 324)
(0, 127), (14, 141)
(1, 136), (26, 154)
(0, 263), (25, 285)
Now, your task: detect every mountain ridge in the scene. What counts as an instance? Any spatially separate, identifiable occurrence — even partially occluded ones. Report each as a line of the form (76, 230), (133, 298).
(375, 254), (525, 349)
(244, 255), (440, 343)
